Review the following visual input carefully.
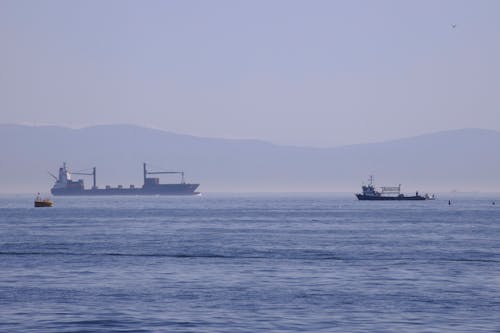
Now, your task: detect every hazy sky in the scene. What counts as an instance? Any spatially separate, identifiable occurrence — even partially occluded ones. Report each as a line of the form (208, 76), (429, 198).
(1, 0), (499, 147)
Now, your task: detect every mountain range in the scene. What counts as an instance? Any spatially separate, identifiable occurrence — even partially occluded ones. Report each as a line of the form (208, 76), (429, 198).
(1, 124), (499, 193)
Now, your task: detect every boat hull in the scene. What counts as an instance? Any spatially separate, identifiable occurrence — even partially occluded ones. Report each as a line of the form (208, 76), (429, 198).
(35, 200), (53, 207)
(51, 183), (200, 196)
(356, 194), (427, 201)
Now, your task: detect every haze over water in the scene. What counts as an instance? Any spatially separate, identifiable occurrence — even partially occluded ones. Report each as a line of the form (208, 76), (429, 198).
(1, 194), (499, 332)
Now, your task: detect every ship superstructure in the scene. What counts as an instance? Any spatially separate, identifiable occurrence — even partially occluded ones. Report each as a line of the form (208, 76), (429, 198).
(50, 162), (199, 196)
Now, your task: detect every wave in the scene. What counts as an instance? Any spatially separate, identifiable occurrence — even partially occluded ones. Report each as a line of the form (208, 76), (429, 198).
(0, 251), (498, 263)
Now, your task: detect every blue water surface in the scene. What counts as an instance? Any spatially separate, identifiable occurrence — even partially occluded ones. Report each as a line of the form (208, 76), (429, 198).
(0, 194), (499, 332)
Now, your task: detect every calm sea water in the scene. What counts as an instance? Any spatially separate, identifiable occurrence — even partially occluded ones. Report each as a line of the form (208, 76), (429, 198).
(0, 194), (499, 332)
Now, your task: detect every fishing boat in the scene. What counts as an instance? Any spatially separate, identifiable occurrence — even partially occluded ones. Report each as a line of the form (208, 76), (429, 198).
(34, 193), (53, 207)
(356, 176), (434, 201)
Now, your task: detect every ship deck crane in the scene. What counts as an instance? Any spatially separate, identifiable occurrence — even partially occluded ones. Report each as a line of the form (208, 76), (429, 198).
(143, 163), (185, 184)
(72, 167), (97, 189)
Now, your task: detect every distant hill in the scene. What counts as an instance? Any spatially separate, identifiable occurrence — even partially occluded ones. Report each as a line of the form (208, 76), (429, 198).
(1, 124), (499, 193)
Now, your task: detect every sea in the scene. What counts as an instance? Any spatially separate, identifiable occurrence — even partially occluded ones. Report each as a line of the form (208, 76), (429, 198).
(0, 193), (499, 332)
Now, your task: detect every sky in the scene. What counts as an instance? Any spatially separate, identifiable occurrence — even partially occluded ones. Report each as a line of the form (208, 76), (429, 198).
(1, 0), (499, 147)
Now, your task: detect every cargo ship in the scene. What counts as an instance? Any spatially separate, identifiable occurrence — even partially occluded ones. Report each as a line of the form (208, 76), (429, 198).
(50, 162), (200, 196)
(356, 176), (434, 201)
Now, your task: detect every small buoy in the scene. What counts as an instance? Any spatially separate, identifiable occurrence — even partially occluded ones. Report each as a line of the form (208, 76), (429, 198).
(448, 200), (451, 205)
(493, 201), (496, 205)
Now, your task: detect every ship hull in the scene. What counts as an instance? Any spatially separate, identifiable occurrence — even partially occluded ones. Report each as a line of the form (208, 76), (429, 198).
(51, 184), (200, 196)
(356, 194), (427, 201)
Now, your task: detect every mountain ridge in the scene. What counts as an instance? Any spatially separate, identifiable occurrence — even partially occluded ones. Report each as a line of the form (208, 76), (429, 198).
(1, 124), (499, 193)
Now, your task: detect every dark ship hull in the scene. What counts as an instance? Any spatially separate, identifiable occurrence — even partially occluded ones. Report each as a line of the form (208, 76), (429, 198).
(356, 194), (426, 201)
